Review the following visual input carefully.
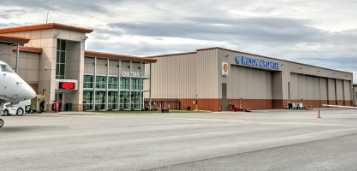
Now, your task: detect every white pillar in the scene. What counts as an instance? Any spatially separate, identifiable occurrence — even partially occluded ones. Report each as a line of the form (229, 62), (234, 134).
(93, 58), (97, 111)
(149, 63), (152, 111)
(118, 60), (121, 110)
(129, 61), (132, 110)
(105, 58), (109, 110)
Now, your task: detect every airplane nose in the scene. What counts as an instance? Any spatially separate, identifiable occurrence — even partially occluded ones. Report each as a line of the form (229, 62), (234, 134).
(24, 84), (36, 100)
(28, 88), (36, 99)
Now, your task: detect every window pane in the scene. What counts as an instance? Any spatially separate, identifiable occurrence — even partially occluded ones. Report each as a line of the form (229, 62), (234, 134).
(108, 77), (118, 89)
(121, 78), (130, 90)
(60, 39), (66, 51)
(60, 64), (65, 75)
(56, 39), (67, 79)
(84, 75), (93, 88)
(56, 52), (60, 63)
(60, 52), (66, 63)
(96, 76), (107, 89)
(95, 91), (106, 110)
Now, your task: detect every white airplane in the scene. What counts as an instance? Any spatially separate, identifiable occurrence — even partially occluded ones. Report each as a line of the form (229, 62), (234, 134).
(0, 60), (36, 128)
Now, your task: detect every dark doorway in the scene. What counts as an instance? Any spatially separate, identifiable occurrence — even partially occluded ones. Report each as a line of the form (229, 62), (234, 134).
(55, 92), (64, 112)
(221, 83), (229, 111)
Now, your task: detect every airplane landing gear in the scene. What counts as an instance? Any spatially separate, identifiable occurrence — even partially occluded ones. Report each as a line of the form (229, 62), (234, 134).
(0, 118), (4, 128)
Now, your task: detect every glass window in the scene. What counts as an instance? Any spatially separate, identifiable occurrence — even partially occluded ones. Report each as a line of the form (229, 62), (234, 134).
(84, 75), (94, 89)
(83, 91), (94, 111)
(120, 91), (130, 110)
(131, 91), (143, 110)
(96, 76), (107, 89)
(120, 77), (130, 90)
(139, 79), (143, 90)
(108, 77), (119, 90)
(132, 79), (137, 90)
(56, 39), (67, 79)
(108, 91), (118, 110)
(95, 91), (106, 110)
(0, 64), (14, 73)
(131, 79), (144, 90)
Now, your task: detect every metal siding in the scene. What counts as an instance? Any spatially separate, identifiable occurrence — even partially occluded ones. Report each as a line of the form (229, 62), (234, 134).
(319, 78), (328, 101)
(344, 80), (352, 100)
(196, 50), (219, 98)
(290, 73), (327, 100)
(336, 80), (344, 100)
(328, 79), (336, 101)
(229, 66), (272, 99)
(149, 53), (199, 99)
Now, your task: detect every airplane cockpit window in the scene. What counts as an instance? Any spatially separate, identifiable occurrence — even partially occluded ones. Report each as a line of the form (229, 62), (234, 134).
(0, 64), (14, 73)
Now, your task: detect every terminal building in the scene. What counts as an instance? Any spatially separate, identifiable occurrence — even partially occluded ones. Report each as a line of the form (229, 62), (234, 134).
(0, 23), (155, 112)
(145, 47), (354, 111)
(0, 23), (354, 112)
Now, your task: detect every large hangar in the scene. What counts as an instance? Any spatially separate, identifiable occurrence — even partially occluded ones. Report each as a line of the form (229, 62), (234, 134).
(145, 47), (353, 111)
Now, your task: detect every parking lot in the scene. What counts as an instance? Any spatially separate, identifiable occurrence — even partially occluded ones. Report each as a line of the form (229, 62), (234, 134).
(1, 109), (357, 170)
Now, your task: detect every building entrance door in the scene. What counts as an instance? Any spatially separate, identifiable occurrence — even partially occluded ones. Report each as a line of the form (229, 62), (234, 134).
(55, 92), (64, 112)
(221, 83), (229, 111)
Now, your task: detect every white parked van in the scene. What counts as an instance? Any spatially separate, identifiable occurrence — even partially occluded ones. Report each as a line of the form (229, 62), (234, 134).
(2, 100), (31, 116)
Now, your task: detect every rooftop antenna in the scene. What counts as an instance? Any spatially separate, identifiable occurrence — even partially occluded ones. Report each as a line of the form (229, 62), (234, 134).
(45, 11), (50, 24)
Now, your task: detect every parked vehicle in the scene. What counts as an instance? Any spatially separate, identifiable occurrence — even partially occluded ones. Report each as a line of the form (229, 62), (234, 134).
(2, 100), (32, 116)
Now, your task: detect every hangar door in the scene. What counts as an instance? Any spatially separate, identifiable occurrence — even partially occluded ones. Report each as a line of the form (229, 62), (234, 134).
(289, 73), (327, 103)
(290, 73), (352, 106)
(228, 66), (273, 109)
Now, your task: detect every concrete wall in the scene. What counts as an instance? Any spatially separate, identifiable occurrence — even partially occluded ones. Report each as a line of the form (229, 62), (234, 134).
(96, 59), (107, 76)
(1, 29), (87, 111)
(0, 44), (40, 92)
(84, 57), (95, 75)
(109, 60), (119, 76)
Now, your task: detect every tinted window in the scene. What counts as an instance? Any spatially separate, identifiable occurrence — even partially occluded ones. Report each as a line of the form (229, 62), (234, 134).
(1, 64), (14, 73)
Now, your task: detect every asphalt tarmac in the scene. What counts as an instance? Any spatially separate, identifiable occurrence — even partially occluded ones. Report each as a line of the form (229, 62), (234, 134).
(1, 109), (357, 171)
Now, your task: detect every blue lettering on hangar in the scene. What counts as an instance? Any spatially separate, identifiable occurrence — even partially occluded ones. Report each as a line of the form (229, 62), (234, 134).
(235, 56), (281, 71)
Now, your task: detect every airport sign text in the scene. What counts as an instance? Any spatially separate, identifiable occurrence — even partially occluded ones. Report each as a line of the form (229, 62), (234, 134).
(235, 56), (281, 71)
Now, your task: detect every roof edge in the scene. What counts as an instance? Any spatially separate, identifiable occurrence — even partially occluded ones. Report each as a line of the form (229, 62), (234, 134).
(12, 46), (42, 54)
(198, 47), (353, 75)
(146, 51), (197, 58)
(0, 23), (93, 34)
(85, 50), (156, 63)
(0, 35), (30, 44)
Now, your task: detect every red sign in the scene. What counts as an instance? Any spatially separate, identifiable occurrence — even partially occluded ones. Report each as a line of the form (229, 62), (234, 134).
(59, 82), (76, 90)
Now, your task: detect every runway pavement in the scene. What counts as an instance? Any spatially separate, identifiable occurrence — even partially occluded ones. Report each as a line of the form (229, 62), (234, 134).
(1, 109), (357, 171)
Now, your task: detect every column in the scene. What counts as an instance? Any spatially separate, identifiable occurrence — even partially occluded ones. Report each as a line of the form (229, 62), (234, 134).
(105, 58), (109, 110)
(142, 62), (145, 110)
(118, 60), (121, 110)
(129, 61), (132, 110)
(93, 58), (97, 111)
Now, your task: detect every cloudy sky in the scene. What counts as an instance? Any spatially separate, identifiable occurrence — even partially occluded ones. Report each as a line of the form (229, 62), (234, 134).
(0, 0), (356, 81)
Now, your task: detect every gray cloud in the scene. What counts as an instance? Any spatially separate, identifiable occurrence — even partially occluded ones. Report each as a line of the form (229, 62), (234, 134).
(0, 0), (357, 81)
(108, 17), (325, 44)
(0, 0), (121, 12)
